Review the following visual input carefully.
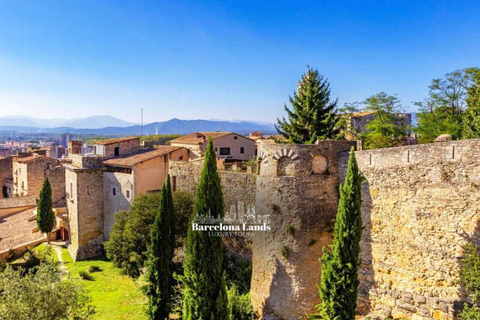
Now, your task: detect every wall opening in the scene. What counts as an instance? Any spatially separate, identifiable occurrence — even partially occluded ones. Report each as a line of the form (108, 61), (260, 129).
(277, 156), (295, 176)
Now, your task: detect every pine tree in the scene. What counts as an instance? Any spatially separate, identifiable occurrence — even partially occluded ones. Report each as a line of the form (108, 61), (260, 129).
(145, 178), (175, 320)
(463, 71), (480, 139)
(182, 138), (229, 320)
(311, 147), (363, 320)
(276, 67), (339, 144)
(37, 178), (55, 243)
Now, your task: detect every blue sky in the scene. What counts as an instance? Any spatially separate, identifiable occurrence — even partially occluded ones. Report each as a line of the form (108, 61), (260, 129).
(0, 0), (479, 123)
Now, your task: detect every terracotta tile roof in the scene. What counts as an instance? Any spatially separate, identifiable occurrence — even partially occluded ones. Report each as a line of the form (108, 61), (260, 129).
(103, 146), (183, 167)
(14, 155), (55, 163)
(170, 132), (251, 144)
(95, 136), (139, 145)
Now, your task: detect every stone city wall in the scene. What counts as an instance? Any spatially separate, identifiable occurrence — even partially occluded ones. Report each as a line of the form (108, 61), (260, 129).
(169, 158), (256, 211)
(353, 139), (480, 320)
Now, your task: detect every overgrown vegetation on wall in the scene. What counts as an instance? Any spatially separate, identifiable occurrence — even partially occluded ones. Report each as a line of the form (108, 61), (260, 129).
(460, 243), (480, 320)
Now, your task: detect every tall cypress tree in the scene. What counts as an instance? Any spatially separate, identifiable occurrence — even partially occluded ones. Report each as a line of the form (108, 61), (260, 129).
(276, 66), (339, 144)
(311, 147), (363, 320)
(463, 70), (480, 139)
(182, 138), (229, 320)
(145, 179), (175, 320)
(37, 178), (55, 243)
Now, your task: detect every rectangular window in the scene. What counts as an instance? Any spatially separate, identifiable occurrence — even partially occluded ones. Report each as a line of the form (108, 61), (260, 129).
(178, 156), (183, 161)
(240, 147), (244, 154)
(234, 136), (238, 139)
(114, 147), (120, 156)
(112, 187), (116, 196)
(70, 182), (73, 199)
(87, 186), (90, 195)
(126, 190), (130, 199)
(219, 147), (230, 155)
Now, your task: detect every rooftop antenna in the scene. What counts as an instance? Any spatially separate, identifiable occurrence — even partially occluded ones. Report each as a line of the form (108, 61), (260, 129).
(141, 108), (143, 136)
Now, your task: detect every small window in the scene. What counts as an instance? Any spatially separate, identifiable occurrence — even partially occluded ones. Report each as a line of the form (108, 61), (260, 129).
(87, 186), (90, 195)
(234, 136), (238, 139)
(172, 176), (177, 192)
(126, 190), (130, 199)
(215, 148), (218, 152)
(240, 147), (244, 154)
(114, 147), (120, 156)
(112, 187), (117, 196)
(178, 156), (183, 161)
(219, 147), (230, 155)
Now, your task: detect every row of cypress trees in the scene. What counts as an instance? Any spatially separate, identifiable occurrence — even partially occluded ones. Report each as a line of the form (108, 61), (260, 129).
(145, 138), (229, 320)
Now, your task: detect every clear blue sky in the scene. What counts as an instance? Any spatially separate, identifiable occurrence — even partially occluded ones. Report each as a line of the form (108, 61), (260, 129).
(0, 0), (479, 123)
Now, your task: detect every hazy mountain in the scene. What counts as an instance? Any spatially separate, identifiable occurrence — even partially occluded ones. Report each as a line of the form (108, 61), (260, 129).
(0, 118), (276, 136)
(0, 115), (136, 129)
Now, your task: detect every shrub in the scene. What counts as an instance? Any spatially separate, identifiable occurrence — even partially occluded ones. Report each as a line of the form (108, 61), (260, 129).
(459, 243), (480, 320)
(286, 225), (296, 237)
(0, 263), (95, 319)
(225, 254), (252, 294)
(105, 191), (193, 278)
(79, 270), (93, 281)
(227, 285), (255, 320)
(88, 265), (102, 273)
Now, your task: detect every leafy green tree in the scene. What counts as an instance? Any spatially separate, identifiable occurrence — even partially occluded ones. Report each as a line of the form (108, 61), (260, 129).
(311, 147), (363, 320)
(182, 138), (229, 320)
(145, 178), (176, 320)
(105, 191), (193, 278)
(276, 67), (339, 144)
(463, 70), (480, 139)
(0, 263), (94, 320)
(36, 178), (55, 242)
(363, 92), (408, 149)
(415, 68), (479, 143)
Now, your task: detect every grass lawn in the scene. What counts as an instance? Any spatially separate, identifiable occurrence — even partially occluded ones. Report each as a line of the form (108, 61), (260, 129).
(61, 248), (148, 320)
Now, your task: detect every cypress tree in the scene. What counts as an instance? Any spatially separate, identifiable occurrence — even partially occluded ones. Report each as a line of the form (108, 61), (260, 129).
(37, 178), (55, 243)
(311, 147), (363, 320)
(145, 178), (175, 320)
(463, 71), (480, 139)
(276, 66), (339, 144)
(182, 138), (229, 320)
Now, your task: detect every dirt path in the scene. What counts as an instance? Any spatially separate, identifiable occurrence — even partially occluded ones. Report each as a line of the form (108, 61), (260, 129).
(51, 241), (69, 277)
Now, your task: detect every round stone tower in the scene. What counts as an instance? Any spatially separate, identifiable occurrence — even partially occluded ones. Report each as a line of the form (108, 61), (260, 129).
(251, 141), (354, 319)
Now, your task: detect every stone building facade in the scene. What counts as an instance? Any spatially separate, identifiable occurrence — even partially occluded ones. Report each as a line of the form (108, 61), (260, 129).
(65, 137), (189, 259)
(0, 156), (13, 198)
(12, 155), (66, 206)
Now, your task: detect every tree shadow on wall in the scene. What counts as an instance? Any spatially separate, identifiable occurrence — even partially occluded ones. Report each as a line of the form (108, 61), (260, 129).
(263, 258), (294, 320)
(358, 180), (374, 316)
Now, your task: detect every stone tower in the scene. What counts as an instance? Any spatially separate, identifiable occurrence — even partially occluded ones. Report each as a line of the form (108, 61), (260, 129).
(251, 141), (354, 319)
(64, 155), (104, 260)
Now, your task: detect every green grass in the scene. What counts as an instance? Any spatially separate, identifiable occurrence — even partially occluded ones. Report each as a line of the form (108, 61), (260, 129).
(61, 248), (147, 320)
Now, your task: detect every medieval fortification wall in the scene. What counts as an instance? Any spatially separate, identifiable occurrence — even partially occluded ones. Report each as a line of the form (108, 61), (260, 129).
(170, 139), (480, 320)
(354, 140), (480, 320)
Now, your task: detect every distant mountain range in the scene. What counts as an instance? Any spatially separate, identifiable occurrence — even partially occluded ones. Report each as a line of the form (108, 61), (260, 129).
(0, 115), (136, 129)
(0, 116), (276, 136)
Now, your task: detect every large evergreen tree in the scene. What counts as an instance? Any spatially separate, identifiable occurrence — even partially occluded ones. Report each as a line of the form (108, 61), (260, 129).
(276, 67), (339, 144)
(463, 70), (480, 139)
(145, 178), (176, 320)
(311, 147), (363, 320)
(182, 138), (229, 320)
(36, 178), (55, 243)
